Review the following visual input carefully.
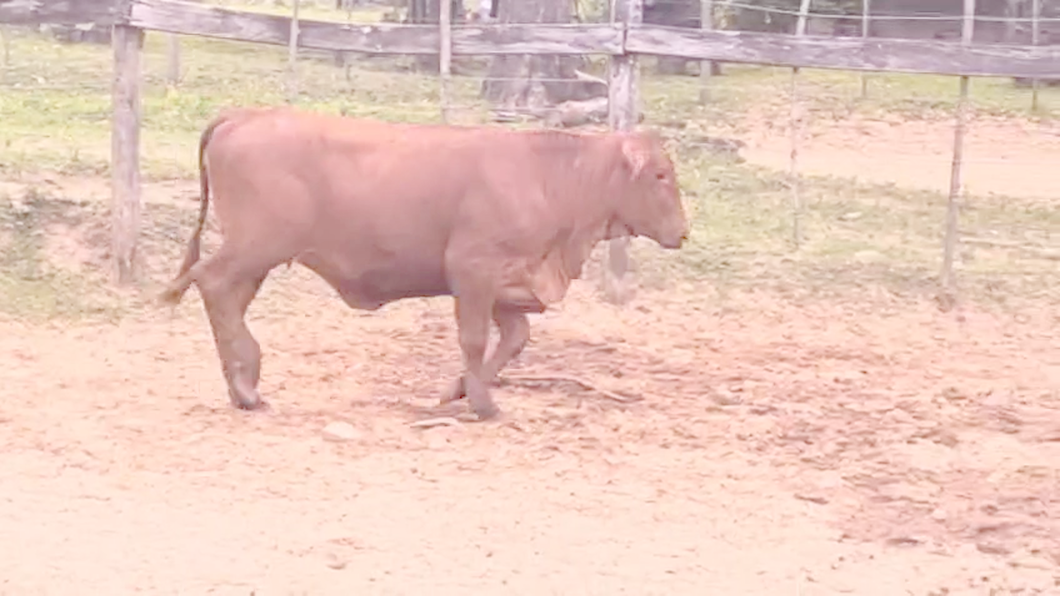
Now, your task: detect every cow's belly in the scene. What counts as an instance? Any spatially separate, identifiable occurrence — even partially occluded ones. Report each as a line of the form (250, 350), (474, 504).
(296, 249), (450, 310)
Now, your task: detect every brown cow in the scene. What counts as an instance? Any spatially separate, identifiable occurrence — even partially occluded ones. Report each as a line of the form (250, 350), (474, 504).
(160, 107), (689, 420)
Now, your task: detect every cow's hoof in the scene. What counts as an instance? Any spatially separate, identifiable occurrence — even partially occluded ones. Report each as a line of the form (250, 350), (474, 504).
(464, 376), (500, 421)
(229, 389), (267, 411)
(438, 376), (466, 405)
(470, 401), (500, 421)
(238, 400), (270, 412)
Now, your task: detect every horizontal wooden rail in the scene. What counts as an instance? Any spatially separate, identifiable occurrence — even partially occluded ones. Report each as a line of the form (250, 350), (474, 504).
(4, 0), (1057, 78)
(128, 0), (623, 55)
(627, 26), (1060, 79)
(0, 0), (114, 25)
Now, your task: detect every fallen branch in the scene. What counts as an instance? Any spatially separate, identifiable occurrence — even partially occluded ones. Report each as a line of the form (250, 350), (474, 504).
(497, 373), (644, 404)
(963, 237), (1036, 248)
(573, 68), (608, 87)
(962, 237), (1060, 260)
(409, 416), (463, 429)
(544, 96), (608, 128)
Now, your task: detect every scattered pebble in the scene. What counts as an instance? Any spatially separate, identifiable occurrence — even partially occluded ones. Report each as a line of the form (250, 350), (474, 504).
(853, 250), (884, 263)
(976, 541), (1011, 556)
(710, 388), (741, 406)
(322, 421), (359, 442)
(885, 536), (923, 547)
(325, 553), (347, 570)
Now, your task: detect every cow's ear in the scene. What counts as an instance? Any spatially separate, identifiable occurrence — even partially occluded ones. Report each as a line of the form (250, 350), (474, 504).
(621, 137), (649, 178)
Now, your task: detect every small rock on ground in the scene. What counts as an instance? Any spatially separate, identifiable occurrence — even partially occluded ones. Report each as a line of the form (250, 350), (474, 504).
(322, 421), (359, 442)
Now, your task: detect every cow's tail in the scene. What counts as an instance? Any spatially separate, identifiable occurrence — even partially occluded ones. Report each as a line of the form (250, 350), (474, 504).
(157, 112), (232, 307)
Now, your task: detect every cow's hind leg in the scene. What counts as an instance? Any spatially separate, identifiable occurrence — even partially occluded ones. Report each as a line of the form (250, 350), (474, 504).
(452, 293), (500, 420)
(194, 248), (270, 410)
(440, 304), (529, 405)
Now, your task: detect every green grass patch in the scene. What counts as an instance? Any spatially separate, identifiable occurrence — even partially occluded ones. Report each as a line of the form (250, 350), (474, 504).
(640, 64), (1059, 125)
(630, 150), (1059, 306)
(0, 188), (125, 321)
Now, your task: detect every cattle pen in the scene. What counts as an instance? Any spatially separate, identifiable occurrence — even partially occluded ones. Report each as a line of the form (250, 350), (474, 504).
(3, 0), (1058, 302)
(2, 0), (1060, 593)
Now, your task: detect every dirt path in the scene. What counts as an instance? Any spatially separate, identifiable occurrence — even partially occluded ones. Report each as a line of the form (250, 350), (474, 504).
(1, 268), (1057, 595)
(737, 112), (1060, 201)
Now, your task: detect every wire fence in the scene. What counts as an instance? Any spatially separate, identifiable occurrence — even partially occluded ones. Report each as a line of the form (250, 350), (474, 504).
(0, 0), (1058, 308)
(640, 0), (1060, 26)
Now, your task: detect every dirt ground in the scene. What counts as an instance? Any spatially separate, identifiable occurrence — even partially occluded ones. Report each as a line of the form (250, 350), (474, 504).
(1, 116), (1059, 594)
(1, 264), (1058, 595)
(738, 111), (1060, 201)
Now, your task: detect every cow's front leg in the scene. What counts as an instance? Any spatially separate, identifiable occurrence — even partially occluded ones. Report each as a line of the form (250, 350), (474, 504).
(482, 305), (530, 380)
(452, 293), (500, 420)
(440, 304), (529, 405)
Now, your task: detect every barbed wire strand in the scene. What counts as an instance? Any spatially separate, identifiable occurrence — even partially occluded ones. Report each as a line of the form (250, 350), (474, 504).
(633, 0), (1060, 24)
(178, 0), (1060, 26)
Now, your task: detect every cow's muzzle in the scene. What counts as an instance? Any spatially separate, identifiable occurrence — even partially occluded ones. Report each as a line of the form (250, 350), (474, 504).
(658, 225), (689, 250)
(658, 232), (687, 250)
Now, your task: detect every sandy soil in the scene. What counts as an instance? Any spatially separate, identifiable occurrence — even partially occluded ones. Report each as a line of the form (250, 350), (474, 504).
(1, 112), (1058, 593)
(1, 262), (1058, 594)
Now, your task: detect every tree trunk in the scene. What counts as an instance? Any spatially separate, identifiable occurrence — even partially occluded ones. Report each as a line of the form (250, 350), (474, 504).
(408, 0), (463, 73)
(1003, 0), (1026, 43)
(645, 0), (703, 76)
(480, 0), (604, 108)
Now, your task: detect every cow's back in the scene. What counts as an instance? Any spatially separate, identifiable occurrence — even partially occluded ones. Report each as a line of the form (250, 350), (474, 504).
(204, 110), (510, 305)
(202, 111), (617, 307)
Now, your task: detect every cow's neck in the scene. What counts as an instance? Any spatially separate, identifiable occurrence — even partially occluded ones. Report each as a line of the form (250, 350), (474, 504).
(554, 217), (611, 283)
(550, 151), (630, 280)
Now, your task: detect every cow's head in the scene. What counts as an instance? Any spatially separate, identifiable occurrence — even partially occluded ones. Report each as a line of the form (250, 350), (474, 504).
(610, 130), (689, 250)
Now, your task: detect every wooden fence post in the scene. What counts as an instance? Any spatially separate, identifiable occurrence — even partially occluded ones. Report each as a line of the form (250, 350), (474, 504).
(601, 0), (643, 305)
(111, 16), (144, 285)
(1031, 0), (1041, 111)
(286, 0), (301, 103)
(439, 0), (452, 122)
(939, 0), (976, 308)
(699, 0), (714, 104)
(788, 0), (811, 251)
(860, 0), (871, 98)
(0, 25), (10, 83)
(165, 33), (180, 86)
